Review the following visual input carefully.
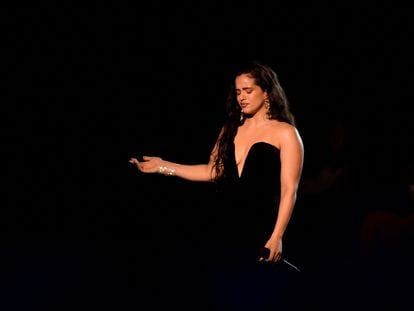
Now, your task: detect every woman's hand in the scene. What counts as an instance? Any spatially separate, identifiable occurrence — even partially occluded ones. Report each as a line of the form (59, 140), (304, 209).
(259, 237), (282, 263)
(129, 156), (163, 174)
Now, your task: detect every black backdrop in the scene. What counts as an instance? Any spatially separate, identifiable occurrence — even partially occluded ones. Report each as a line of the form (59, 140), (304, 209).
(3, 2), (413, 310)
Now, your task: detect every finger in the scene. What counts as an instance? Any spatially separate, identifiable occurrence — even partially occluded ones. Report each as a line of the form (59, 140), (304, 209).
(269, 253), (280, 262)
(142, 156), (152, 160)
(132, 160), (140, 167)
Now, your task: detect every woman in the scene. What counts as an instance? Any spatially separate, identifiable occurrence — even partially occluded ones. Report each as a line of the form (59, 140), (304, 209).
(130, 60), (304, 308)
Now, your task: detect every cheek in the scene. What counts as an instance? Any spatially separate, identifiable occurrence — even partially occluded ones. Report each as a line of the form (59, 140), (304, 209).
(251, 94), (261, 103)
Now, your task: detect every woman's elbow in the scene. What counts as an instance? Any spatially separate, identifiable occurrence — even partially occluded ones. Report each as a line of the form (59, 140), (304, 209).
(281, 187), (298, 200)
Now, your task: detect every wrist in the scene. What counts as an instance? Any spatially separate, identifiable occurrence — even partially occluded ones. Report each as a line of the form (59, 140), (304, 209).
(158, 165), (176, 176)
(270, 233), (283, 240)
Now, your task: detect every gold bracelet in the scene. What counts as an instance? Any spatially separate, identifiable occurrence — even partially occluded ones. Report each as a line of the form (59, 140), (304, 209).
(158, 166), (176, 176)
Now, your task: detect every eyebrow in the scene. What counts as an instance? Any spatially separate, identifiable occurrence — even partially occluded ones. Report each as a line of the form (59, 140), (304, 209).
(236, 87), (254, 91)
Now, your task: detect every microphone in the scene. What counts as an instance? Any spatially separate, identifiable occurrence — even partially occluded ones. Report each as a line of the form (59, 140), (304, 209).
(257, 247), (301, 272)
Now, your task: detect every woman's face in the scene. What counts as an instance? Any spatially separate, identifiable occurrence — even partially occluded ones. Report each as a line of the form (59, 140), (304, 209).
(235, 74), (267, 115)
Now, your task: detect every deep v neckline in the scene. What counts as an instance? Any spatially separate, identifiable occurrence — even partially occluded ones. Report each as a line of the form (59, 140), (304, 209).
(235, 141), (280, 178)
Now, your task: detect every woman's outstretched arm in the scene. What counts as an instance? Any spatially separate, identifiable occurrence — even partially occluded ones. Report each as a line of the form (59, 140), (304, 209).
(129, 154), (217, 182)
(130, 128), (224, 182)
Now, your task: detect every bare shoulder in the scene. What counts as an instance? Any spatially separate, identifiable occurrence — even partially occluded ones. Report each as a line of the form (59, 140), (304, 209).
(266, 121), (303, 150)
(269, 121), (295, 132)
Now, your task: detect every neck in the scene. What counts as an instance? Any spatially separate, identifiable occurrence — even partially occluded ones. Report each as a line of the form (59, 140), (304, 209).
(244, 110), (269, 127)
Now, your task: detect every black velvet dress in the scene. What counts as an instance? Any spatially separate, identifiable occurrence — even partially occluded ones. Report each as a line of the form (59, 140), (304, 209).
(217, 141), (281, 263)
(208, 141), (299, 310)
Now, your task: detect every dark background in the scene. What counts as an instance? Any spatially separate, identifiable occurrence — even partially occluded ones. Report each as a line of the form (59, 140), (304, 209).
(3, 2), (413, 310)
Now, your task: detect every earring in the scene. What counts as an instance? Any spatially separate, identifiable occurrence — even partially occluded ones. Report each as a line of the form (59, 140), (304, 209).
(240, 111), (244, 122)
(264, 98), (270, 110)
(264, 98), (271, 118)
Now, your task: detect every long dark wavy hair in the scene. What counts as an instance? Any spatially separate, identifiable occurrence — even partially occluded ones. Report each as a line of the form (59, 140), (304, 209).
(213, 60), (296, 184)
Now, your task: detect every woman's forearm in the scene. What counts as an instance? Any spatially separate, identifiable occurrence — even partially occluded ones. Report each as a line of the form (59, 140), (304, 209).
(271, 191), (297, 239)
(159, 160), (216, 182)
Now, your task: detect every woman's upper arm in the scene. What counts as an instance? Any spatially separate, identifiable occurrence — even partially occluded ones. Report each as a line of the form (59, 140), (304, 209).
(279, 126), (304, 191)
